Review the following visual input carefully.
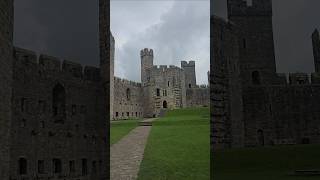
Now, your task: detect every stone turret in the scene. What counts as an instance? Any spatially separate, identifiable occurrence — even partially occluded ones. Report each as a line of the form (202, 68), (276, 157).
(181, 61), (196, 88)
(312, 29), (320, 73)
(140, 48), (154, 84)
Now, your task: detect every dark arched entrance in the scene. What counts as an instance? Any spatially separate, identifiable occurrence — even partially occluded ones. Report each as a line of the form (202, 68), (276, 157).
(163, 101), (167, 108)
(257, 129), (264, 146)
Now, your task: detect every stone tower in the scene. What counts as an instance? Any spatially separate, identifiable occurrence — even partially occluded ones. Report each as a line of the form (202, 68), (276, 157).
(0, 0), (13, 178)
(98, 0), (110, 177)
(181, 61), (197, 88)
(227, 0), (276, 85)
(312, 29), (320, 73)
(141, 48), (154, 84)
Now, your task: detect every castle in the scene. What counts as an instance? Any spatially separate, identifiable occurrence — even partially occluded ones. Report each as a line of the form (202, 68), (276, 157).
(0, 0), (109, 179)
(211, 0), (320, 149)
(110, 35), (210, 120)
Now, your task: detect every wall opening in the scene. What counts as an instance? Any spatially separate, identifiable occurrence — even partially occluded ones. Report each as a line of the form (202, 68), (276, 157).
(38, 160), (45, 174)
(257, 129), (264, 146)
(53, 159), (62, 173)
(82, 159), (87, 176)
(19, 158), (27, 175)
(52, 83), (66, 123)
(156, 88), (160, 96)
(163, 101), (168, 108)
(189, 84), (191, 88)
(126, 88), (131, 101)
(69, 160), (75, 173)
(252, 71), (261, 85)
(302, 137), (310, 144)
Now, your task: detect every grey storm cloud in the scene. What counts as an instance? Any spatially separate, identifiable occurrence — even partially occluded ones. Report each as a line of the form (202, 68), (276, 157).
(213, 0), (320, 74)
(111, 0), (210, 84)
(14, 0), (99, 66)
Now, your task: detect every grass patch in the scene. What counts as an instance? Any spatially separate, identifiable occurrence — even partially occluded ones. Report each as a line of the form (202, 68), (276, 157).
(213, 144), (320, 180)
(137, 107), (210, 180)
(110, 119), (140, 145)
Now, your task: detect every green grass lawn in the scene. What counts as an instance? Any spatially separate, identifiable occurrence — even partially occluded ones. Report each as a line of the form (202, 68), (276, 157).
(213, 144), (320, 180)
(110, 119), (140, 145)
(137, 107), (210, 180)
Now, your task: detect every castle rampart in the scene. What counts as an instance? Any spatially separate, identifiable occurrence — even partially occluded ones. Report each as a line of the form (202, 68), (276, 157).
(14, 47), (102, 83)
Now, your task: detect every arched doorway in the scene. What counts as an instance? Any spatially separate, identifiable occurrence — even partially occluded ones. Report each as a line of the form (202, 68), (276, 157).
(257, 129), (264, 146)
(163, 101), (167, 108)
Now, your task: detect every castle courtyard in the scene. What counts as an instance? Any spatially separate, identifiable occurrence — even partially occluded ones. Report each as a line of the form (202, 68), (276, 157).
(110, 107), (210, 179)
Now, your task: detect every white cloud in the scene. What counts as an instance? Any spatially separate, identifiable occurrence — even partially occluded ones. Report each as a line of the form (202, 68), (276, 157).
(111, 0), (210, 84)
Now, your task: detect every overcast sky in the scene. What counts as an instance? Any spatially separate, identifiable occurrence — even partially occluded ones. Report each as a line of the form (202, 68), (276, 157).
(13, 0), (319, 84)
(213, 0), (320, 74)
(111, 0), (210, 84)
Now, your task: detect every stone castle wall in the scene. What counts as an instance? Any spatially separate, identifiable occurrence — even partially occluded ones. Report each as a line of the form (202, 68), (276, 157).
(0, 0), (13, 178)
(9, 47), (108, 179)
(1, 0), (110, 179)
(212, 0), (320, 149)
(111, 46), (208, 120)
(113, 77), (144, 120)
(186, 86), (209, 107)
(148, 65), (187, 116)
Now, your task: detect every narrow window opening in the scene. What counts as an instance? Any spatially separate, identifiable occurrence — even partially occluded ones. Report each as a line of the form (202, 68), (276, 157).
(19, 158), (27, 175)
(82, 159), (87, 176)
(69, 160), (75, 173)
(38, 160), (45, 174)
(53, 159), (62, 173)
(156, 88), (160, 96)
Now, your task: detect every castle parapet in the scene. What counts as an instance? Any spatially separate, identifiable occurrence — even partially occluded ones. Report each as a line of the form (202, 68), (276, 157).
(289, 73), (310, 85)
(13, 46), (101, 82)
(39, 54), (61, 71)
(181, 61), (195, 67)
(14, 47), (37, 65)
(62, 60), (83, 78)
(140, 48), (153, 57)
(114, 77), (142, 87)
(274, 73), (288, 84)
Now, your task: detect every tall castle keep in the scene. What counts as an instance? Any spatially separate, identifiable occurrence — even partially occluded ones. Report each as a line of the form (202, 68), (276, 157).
(110, 36), (210, 120)
(0, 0), (109, 179)
(211, 0), (320, 149)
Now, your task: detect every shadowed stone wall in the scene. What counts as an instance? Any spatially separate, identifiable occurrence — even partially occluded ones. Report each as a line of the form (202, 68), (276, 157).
(212, 0), (320, 149)
(1, 0), (110, 179)
(0, 0), (13, 178)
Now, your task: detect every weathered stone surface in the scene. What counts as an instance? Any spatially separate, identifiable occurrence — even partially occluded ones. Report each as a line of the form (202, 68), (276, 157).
(212, 0), (320, 149)
(111, 46), (209, 120)
(0, 0), (110, 179)
(0, 0), (13, 179)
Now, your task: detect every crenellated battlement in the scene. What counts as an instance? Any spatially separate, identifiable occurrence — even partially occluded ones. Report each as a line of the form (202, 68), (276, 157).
(13, 47), (101, 82)
(152, 65), (182, 72)
(273, 73), (320, 85)
(140, 48), (153, 57)
(227, 0), (272, 17)
(114, 77), (142, 87)
(181, 61), (195, 67)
